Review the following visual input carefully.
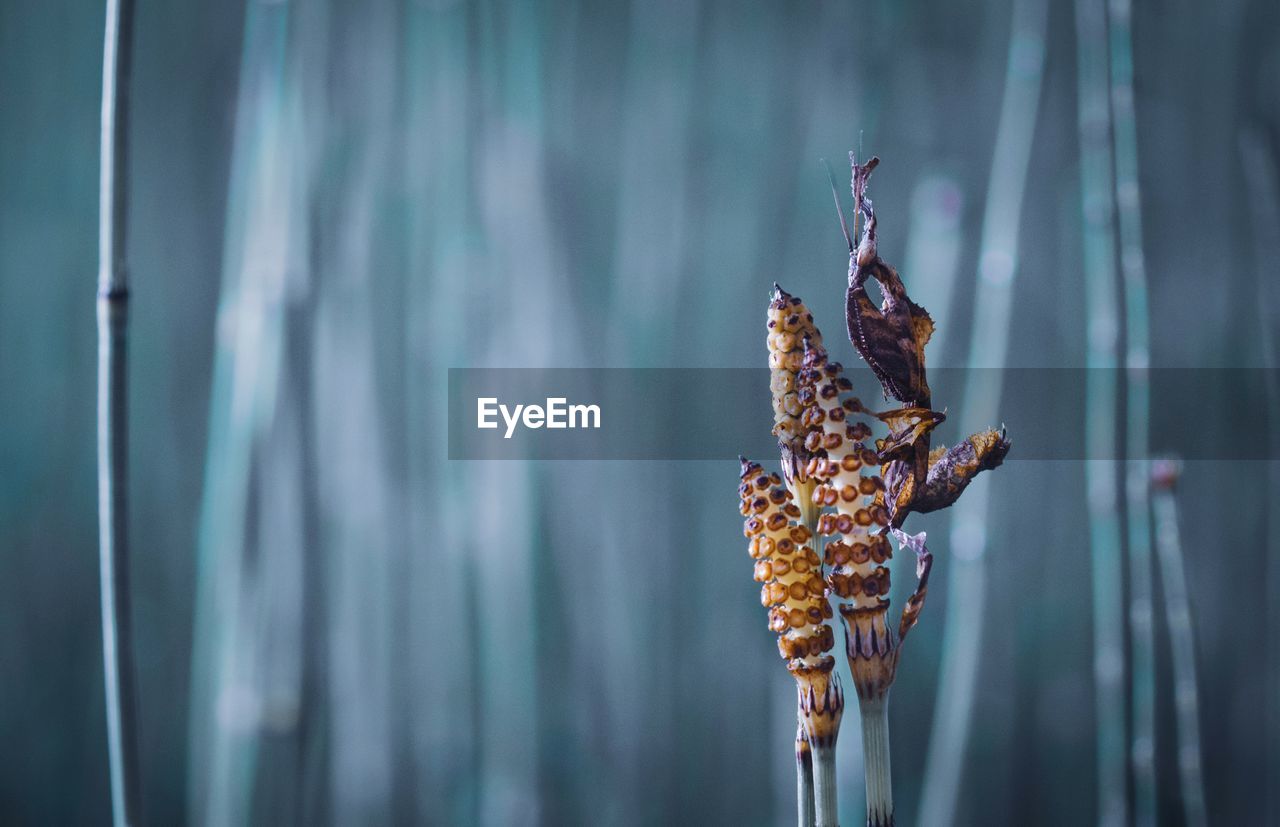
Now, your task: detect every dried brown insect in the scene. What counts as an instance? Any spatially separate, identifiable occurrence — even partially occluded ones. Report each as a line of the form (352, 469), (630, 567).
(844, 156), (935, 410)
(908, 429), (1011, 516)
(838, 155), (1009, 528)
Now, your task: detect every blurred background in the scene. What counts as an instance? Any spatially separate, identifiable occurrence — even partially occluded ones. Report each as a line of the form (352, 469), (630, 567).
(2, 0), (1279, 824)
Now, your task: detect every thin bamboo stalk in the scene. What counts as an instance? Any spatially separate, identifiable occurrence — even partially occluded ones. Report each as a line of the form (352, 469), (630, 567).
(1150, 463), (1207, 827)
(1075, 0), (1127, 823)
(97, 0), (141, 823)
(917, 0), (1046, 821)
(1106, 2), (1155, 821)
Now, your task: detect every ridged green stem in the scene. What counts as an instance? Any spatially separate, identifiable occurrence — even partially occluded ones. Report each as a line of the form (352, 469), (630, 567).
(860, 696), (893, 827)
(813, 742), (839, 827)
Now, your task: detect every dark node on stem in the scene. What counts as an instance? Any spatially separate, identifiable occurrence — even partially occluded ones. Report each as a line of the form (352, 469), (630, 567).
(796, 721), (813, 766)
(98, 285), (131, 301)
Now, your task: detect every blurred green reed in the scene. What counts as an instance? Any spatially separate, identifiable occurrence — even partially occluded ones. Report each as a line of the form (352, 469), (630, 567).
(1241, 127), (1280, 827)
(187, 2), (295, 822)
(917, 0), (1046, 822)
(1075, 0), (1127, 822)
(1107, 2), (1157, 823)
(1150, 465), (1207, 827)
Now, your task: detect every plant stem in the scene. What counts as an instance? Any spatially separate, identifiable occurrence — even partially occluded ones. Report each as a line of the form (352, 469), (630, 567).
(859, 695), (893, 827)
(797, 722), (816, 827)
(1152, 477), (1208, 827)
(1075, 0), (1127, 822)
(185, 2), (293, 821)
(97, 0), (140, 824)
(812, 742), (838, 827)
(1107, 0), (1155, 821)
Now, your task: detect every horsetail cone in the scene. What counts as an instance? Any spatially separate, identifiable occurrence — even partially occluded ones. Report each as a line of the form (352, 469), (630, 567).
(795, 337), (902, 701)
(768, 285), (824, 530)
(739, 458), (844, 746)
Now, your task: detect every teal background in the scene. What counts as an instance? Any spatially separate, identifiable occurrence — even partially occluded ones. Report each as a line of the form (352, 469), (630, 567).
(1, 0), (1278, 824)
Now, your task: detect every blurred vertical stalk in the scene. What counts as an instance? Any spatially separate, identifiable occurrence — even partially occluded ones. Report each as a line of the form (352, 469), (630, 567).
(602, 0), (699, 820)
(186, 2), (295, 822)
(306, 2), (401, 820)
(1240, 128), (1280, 827)
(1075, 0), (1127, 823)
(1107, 1), (1155, 821)
(468, 0), (582, 819)
(917, 0), (1045, 822)
(97, 0), (140, 823)
(403, 0), (481, 822)
(1150, 463), (1207, 827)
(901, 176), (964, 357)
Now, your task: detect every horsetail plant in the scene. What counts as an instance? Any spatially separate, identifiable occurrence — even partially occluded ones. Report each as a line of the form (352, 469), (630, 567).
(767, 287), (830, 824)
(738, 458), (843, 826)
(97, 0), (142, 823)
(801, 335), (915, 827)
(745, 153), (1009, 827)
(770, 287), (825, 533)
